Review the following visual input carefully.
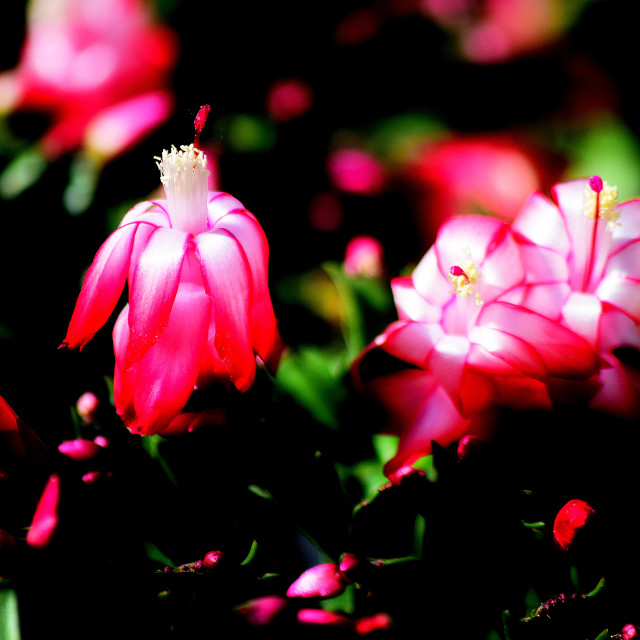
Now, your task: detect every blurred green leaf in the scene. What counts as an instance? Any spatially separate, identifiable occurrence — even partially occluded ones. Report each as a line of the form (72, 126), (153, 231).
(145, 542), (175, 568)
(275, 346), (347, 429)
(0, 583), (22, 640)
(563, 118), (640, 199)
(215, 114), (276, 153)
(0, 147), (46, 199)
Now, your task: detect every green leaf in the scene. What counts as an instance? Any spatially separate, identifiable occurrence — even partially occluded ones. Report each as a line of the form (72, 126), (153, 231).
(0, 147), (47, 199)
(144, 542), (175, 568)
(0, 582), (22, 640)
(240, 540), (258, 566)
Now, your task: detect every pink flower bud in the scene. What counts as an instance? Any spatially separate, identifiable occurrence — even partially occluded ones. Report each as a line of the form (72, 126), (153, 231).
(202, 550), (223, 569)
(327, 148), (386, 195)
(623, 624), (638, 640)
(81, 471), (102, 484)
(76, 392), (100, 423)
(58, 438), (101, 461)
(355, 613), (393, 635)
(26, 474), (60, 548)
(553, 499), (596, 551)
(339, 552), (362, 574)
(456, 434), (484, 461)
(93, 435), (109, 448)
(297, 609), (351, 627)
(235, 596), (288, 626)
(344, 235), (385, 278)
(265, 78), (313, 122)
(286, 563), (348, 598)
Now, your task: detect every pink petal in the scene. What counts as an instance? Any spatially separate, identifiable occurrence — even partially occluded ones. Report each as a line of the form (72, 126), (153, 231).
(391, 276), (442, 323)
(61, 223), (138, 350)
(236, 596), (288, 626)
(287, 563), (347, 598)
(206, 191), (247, 228)
(588, 355), (640, 418)
(378, 321), (441, 367)
(512, 191), (570, 256)
(58, 438), (101, 461)
(214, 211), (280, 370)
(298, 609), (351, 627)
(411, 248), (452, 308)
(561, 292), (602, 347)
(612, 199), (640, 250)
(467, 325), (547, 378)
(127, 226), (189, 363)
(478, 302), (599, 379)
(426, 334), (470, 401)
(26, 474), (60, 548)
(194, 230), (256, 392)
(118, 200), (171, 228)
(383, 384), (479, 477)
(599, 308), (640, 353)
(115, 285), (212, 436)
(596, 273), (640, 323)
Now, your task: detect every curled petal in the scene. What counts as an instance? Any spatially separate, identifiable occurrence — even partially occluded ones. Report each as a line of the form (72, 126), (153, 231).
(214, 211), (281, 370)
(115, 286), (212, 436)
(26, 474), (60, 548)
(378, 321), (441, 367)
(61, 223), (138, 350)
(206, 191), (247, 228)
(596, 273), (640, 324)
(553, 499), (596, 551)
(118, 200), (171, 228)
(611, 199), (640, 249)
(194, 230), (256, 391)
(426, 333), (470, 400)
(392, 276), (441, 323)
(127, 226), (189, 363)
(411, 248), (452, 308)
(478, 302), (599, 379)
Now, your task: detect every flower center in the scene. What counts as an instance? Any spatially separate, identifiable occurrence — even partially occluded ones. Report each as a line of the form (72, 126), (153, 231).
(449, 261), (483, 306)
(156, 143), (210, 235)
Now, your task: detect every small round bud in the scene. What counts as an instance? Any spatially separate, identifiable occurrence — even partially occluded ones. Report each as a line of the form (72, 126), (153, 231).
(76, 392), (99, 423)
(202, 550), (223, 569)
(623, 624), (638, 640)
(589, 176), (604, 193)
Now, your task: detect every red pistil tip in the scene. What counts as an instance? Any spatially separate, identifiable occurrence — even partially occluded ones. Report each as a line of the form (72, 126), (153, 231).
(193, 104), (211, 147)
(449, 265), (466, 277)
(589, 176), (603, 193)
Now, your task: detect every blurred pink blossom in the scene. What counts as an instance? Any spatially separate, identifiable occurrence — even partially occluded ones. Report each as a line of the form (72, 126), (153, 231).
(61, 137), (281, 436)
(0, 0), (177, 160)
(235, 595), (288, 626)
(407, 133), (563, 247)
(76, 391), (99, 424)
(344, 235), (385, 278)
(265, 78), (313, 122)
(58, 438), (101, 461)
(327, 148), (386, 196)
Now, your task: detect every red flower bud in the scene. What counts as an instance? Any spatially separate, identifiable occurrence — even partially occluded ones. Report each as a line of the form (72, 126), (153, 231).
(202, 550), (223, 569)
(58, 438), (101, 461)
(622, 624), (638, 640)
(553, 499), (596, 551)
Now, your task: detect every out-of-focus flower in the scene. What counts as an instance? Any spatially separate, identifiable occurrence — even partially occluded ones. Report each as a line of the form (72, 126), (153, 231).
(344, 235), (385, 278)
(553, 498), (596, 551)
(512, 177), (640, 417)
(353, 215), (600, 475)
(286, 562), (349, 598)
(327, 148), (386, 196)
(61, 119), (281, 436)
(421, 0), (575, 64)
(355, 613), (393, 635)
(26, 473), (60, 548)
(235, 595), (288, 626)
(407, 133), (563, 247)
(76, 391), (99, 424)
(265, 78), (313, 123)
(622, 624), (638, 640)
(0, 0), (177, 161)
(58, 438), (101, 461)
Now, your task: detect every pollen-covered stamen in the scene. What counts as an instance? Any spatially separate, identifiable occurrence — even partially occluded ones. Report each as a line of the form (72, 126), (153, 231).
(582, 176), (620, 227)
(156, 143), (210, 235)
(581, 176), (620, 291)
(449, 261), (482, 306)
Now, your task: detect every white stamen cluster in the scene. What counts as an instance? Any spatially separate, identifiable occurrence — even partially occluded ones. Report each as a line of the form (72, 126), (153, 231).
(155, 144), (209, 234)
(582, 180), (621, 229)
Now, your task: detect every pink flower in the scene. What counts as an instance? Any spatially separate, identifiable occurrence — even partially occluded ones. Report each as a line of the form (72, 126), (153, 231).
(353, 215), (600, 476)
(297, 609), (351, 628)
(553, 499), (596, 551)
(265, 78), (313, 123)
(61, 126), (281, 436)
(512, 177), (640, 417)
(0, 0), (177, 160)
(327, 148), (386, 196)
(26, 474), (60, 548)
(287, 562), (349, 598)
